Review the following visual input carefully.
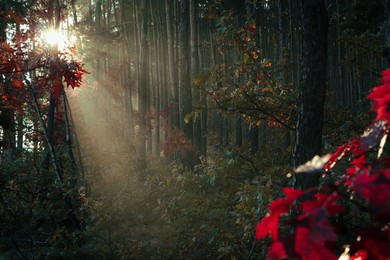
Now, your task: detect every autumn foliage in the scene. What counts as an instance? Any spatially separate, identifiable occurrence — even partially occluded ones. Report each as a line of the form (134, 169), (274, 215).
(0, 3), (87, 105)
(256, 70), (390, 259)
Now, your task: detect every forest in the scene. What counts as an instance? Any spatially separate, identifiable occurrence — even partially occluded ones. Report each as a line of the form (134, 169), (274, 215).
(1, 0), (390, 259)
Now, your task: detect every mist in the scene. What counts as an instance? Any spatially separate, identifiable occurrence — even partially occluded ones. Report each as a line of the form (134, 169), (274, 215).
(1, 0), (388, 259)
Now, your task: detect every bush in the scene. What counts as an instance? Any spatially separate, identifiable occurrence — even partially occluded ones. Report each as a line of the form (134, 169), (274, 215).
(255, 69), (390, 259)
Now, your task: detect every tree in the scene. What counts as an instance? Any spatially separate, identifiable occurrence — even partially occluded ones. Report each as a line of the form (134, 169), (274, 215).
(0, 0), (22, 160)
(165, 0), (179, 127)
(138, 0), (149, 176)
(383, 0), (390, 64)
(178, 0), (194, 166)
(0, 0), (88, 253)
(190, 0), (202, 156)
(293, 0), (328, 188)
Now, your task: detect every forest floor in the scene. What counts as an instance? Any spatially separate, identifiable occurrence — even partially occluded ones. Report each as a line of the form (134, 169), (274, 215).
(84, 152), (183, 259)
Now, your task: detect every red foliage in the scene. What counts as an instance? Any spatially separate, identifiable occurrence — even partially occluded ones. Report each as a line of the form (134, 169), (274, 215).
(158, 105), (195, 156)
(0, 1), (88, 110)
(352, 228), (390, 260)
(368, 69), (390, 122)
(256, 188), (304, 241)
(268, 241), (287, 259)
(294, 226), (337, 260)
(256, 69), (390, 259)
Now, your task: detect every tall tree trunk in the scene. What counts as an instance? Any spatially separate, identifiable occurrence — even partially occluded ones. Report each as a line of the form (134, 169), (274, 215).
(41, 0), (60, 170)
(277, 0), (292, 148)
(178, 0), (193, 167)
(236, 117), (242, 147)
(121, 0), (134, 141)
(199, 20), (208, 156)
(190, 0), (201, 158)
(249, 126), (259, 154)
(40, 94), (56, 170)
(62, 92), (79, 178)
(383, 0), (390, 65)
(26, 81), (80, 231)
(150, 0), (160, 156)
(165, 0), (179, 127)
(164, 0), (178, 115)
(71, 0), (78, 24)
(16, 115), (23, 151)
(293, 0), (328, 189)
(146, 0), (154, 155)
(138, 0), (149, 176)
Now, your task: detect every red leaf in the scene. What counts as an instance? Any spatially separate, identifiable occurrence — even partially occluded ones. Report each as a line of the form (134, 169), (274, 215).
(368, 70), (390, 122)
(353, 170), (390, 219)
(309, 219), (337, 243)
(267, 241), (287, 260)
(381, 68), (390, 83)
(256, 214), (280, 240)
(294, 227), (337, 260)
(350, 154), (366, 168)
(269, 188), (304, 214)
(325, 139), (360, 171)
(256, 188), (303, 241)
(352, 228), (390, 260)
(12, 78), (23, 89)
(350, 250), (368, 260)
(312, 193), (342, 216)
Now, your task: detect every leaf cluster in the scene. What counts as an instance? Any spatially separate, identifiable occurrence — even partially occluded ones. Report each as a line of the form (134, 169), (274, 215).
(255, 70), (390, 259)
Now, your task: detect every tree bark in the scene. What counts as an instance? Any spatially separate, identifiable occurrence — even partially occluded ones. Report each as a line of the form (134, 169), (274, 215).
(189, 0), (201, 157)
(236, 117), (242, 147)
(178, 0), (193, 167)
(383, 0), (390, 64)
(293, 0), (328, 189)
(138, 0), (149, 176)
(249, 125), (259, 154)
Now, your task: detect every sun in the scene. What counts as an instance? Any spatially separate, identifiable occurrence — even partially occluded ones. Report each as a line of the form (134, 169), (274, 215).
(42, 28), (61, 46)
(40, 28), (77, 52)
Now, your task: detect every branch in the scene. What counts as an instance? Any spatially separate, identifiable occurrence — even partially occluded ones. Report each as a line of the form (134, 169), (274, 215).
(62, 91), (80, 177)
(205, 86), (295, 131)
(0, 68), (37, 75)
(24, 76), (80, 230)
(11, 236), (29, 260)
(64, 92), (86, 178)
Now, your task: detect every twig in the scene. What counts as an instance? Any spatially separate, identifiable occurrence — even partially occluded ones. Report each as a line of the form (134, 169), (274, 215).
(11, 236), (29, 260)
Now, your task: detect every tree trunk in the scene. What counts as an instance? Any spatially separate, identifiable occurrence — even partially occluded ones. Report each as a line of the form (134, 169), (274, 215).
(293, 0), (328, 189)
(249, 125), (259, 154)
(138, 0), (149, 176)
(190, 0), (201, 158)
(236, 117), (242, 147)
(383, 0), (390, 64)
(178, 0), (193, 167)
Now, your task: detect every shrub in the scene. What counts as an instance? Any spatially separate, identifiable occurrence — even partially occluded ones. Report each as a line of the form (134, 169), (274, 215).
(255, 69), (390, 259)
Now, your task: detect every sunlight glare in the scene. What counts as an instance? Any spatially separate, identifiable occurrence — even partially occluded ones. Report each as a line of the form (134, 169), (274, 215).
(338, 246), (350, 260)
(40, 28), (77, 52)
(42, 28), (61, 46)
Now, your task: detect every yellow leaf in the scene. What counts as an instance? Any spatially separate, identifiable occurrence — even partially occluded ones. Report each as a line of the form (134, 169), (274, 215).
(194, 72), (210, 87)
(244, 53), (250, 62)
(194, 77), (203, 87)
(184, 113), (193, 124)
